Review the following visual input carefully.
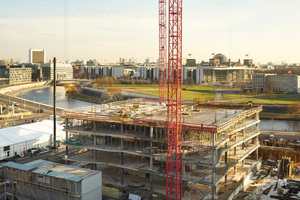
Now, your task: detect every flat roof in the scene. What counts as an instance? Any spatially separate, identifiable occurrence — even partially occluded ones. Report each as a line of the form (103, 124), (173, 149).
(61, 99), (261, 132)
(3, 159), (100, 182)
(0, 120), (65, 148)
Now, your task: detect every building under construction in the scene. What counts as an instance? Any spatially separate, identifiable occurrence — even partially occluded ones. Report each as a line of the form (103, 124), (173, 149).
(60, 98), (262, 199)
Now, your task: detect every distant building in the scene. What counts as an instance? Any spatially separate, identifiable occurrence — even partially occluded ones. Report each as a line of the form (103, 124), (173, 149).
(129, 57), (137, 65)
(29, 49), (46, 64)
(0, 59), (13, 65)
(184, 54), (254, 85)
(252, 73), (300, 93)
(0, 65), (31, 85)
(41, 63), (73, 80)
(80, 54), (254, 85)
(87, 59), (99, 66)
(183, 65), (253, 85)
(186, 59), (196, 66)
(268, 75), (300, 93)
(3, 159), (102, 200)
(252, 73), (276, 92)
(119, 58), (127, 65)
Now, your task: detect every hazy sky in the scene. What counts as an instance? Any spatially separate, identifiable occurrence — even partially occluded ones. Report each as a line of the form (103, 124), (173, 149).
(1, 0), (300, 64)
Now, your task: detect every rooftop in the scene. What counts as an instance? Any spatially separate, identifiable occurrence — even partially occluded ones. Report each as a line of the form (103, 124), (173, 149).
(3, 159), (100, 182)
(61, 98), (262, 133)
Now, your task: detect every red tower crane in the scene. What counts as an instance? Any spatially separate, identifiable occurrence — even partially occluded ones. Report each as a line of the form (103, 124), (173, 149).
(159, 0), (167, 103)
(166, 0), (183, 199)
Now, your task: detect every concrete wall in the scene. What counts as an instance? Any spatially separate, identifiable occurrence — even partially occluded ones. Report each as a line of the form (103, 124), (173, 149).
(112, 66), (124, 78)
(82, 87), (107, 94)
(121, 90), (159, 99)
(0, 82), (47, 94)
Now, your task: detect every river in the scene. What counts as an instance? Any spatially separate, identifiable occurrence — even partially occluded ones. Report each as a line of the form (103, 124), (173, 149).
(16, 86), (94, 109)
(16, 87), (300, 131)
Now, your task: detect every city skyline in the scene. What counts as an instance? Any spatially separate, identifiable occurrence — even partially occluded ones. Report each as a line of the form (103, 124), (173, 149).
(1, 0), (300, 64)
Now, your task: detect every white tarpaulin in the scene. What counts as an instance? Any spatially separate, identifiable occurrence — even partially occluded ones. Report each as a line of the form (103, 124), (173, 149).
(0, 120), (65, 160)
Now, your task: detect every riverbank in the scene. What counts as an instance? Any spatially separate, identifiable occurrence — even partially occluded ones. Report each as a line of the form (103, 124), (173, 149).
(66, 92), (113, 104)
(0, 82), (50, 96)
(259, 112), (299, 121)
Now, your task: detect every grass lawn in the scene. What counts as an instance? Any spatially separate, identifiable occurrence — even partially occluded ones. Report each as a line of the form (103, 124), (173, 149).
(93, 83), (299, 104)
(227, 97), (299, 104)
(95, 84), (159, 89)
(134, 85), (216, 100)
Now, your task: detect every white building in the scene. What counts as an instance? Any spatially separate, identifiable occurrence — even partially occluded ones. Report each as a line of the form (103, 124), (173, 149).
(41, 63), (73, 80)
(252, 73), (276, 92)
(268, 74), (300, 93)
(0, 120), (65, 160)
(252, 74), (300, 93)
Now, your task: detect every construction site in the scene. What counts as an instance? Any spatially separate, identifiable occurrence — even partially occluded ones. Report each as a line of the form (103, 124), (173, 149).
(59, 99), (262, 199)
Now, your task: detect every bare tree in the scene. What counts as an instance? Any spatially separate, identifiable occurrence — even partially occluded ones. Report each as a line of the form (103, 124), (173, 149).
(265, 79), (274, 98)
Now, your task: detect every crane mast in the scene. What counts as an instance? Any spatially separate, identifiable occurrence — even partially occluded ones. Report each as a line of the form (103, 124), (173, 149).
(166, 0), (183, 199)
(159, 0), (167, 103)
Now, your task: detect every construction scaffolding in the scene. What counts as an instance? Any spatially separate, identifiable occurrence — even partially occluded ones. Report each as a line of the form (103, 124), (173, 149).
(59, 99), (262, 199)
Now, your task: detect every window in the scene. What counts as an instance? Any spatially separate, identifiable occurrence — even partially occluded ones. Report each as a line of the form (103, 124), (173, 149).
(4, 146), (10, 151)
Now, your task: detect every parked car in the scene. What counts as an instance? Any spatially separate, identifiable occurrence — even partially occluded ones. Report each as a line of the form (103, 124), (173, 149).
(12, 102), (19, 106)
(37, 109), (44, 113)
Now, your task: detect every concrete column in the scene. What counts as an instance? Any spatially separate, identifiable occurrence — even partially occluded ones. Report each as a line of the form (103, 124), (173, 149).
(199, 68), (204, 84)
(183, 66), (187, 82)
(94, 135), (97, 145)
(227, 70), (229, 81)
(182, 149), (186, 176)
(94, 136), (98, 170)
(65, 118), (69, 156)
(143, 67), (147, 79)
(156, 67), (159, 80)
(213, 133), (216, 147)
(215, 112), (217, 123)
(256, 136), (259, 160)
(150, 157), (153, 170)
(212, 150), (217, 195)
(150, 140), (153, 170)
(212, 186), (216, 200)
(150, 174), (153, 191)
(121, 152), (124, 185)
(150, 127), (154, 138)
(212, 69), (216, 85)
(196, 68), (200, 84)
(121, 139), (124, 148)
(212, 149), (217, 199)
(256, 149), (259, 161)
(225, 143), (228, 183)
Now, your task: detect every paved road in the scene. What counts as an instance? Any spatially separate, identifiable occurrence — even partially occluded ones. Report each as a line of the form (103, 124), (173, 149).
(0, 93), (65, 128)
